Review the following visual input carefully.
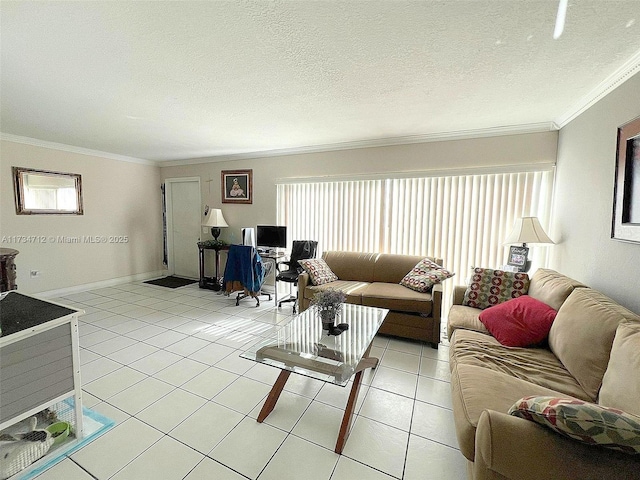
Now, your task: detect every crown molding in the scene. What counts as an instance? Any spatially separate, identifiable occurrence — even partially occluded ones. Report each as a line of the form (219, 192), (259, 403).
(2, 122), (558, 168)
(554, 47), (640, 128)
(160, 122), (557, 167)
(4, 43), (639, 167)
(0, 133), (157, 166)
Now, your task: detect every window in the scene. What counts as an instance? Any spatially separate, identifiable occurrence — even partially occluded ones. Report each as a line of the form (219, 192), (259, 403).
(277, 166), (555, 313)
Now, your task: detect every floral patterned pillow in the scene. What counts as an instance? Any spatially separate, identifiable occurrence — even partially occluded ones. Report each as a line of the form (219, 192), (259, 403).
(400, 259), (455, 293)
(298, 259), (339, 285)
(509, 396), (640, 455)
(462, 267), (530, 309)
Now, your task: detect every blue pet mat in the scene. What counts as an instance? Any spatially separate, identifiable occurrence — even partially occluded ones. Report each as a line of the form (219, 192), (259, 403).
(12, 404), (115, 480)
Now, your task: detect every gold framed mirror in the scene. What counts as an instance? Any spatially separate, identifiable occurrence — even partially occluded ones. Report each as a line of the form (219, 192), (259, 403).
(13, 167), (84, 215)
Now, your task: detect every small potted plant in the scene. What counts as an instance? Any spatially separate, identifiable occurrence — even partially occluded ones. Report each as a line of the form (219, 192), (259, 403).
(310, 289), (349, 335)
(200, 238), (227, 249)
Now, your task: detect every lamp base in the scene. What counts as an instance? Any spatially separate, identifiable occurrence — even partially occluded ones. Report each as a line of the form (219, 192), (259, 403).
(211, 227), (221, 240)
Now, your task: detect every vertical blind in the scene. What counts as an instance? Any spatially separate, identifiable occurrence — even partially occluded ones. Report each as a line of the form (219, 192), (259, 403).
(277, 167), (555, 317)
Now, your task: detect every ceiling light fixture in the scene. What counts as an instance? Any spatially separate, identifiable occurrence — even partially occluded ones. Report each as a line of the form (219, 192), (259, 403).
(553, 0), (568, 39)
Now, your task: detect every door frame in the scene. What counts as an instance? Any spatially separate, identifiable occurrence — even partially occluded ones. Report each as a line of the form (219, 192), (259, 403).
(164, 177), (202, 277)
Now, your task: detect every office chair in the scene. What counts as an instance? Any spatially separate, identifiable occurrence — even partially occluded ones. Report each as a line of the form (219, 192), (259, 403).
(276, 240), (318, 313)
(222, 244), (273, 307)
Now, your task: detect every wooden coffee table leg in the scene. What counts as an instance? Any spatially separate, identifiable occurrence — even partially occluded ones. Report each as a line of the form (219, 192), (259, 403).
(335, 369), (364, 454)
(257, 370), (291, 423)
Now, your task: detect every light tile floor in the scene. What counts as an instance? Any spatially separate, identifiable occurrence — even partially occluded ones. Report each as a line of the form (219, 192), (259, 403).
(35, 281), (467, 480)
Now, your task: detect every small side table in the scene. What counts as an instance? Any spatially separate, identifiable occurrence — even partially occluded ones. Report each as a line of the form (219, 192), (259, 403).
(0, 248), (19, 292)
(198, 242), (229, 291)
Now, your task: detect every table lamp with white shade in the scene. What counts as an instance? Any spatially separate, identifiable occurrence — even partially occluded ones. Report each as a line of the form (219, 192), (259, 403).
(203, 208), (228, 241)
(503, 216), (555, 272)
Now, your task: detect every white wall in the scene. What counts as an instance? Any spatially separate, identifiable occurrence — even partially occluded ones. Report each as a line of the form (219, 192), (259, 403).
(161, 131), (558, 245)
(161, 132), (557, 282)
(551, 72), (640, 314)
(0, 140), (165, 294)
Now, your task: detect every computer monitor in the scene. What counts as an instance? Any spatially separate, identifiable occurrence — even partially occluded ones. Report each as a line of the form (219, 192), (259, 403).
(256, 225), (287, 250)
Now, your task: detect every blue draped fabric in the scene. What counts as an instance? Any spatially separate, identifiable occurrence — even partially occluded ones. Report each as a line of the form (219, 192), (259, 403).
(223, 244), (264, 294)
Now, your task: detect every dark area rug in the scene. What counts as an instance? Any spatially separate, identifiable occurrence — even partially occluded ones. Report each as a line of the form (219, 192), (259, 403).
(144, 276), (198, 289)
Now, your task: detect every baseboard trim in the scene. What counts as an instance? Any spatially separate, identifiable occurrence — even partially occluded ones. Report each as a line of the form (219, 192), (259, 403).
(36, 270), (167, 298)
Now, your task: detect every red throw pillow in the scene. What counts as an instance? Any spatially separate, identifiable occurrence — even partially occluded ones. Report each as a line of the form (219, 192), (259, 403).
(478, 295), (557, 347)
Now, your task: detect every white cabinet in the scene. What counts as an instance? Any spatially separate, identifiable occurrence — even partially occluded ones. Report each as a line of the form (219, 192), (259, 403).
(0, 292), (84, 478)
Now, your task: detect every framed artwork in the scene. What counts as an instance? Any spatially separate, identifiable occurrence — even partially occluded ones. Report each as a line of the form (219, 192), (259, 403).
(612, 116), (640, 243)
(507, 245), (529, 272)
(221, 169), (252, 204)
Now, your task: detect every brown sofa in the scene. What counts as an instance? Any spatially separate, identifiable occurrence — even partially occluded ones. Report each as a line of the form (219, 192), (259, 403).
(448, 268), (640, 479)
(297, 251), (445, 347)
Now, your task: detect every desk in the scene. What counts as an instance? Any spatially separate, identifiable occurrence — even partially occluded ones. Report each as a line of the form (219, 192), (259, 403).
(259, 251), (285, 304)
(198, 242), (229, 291)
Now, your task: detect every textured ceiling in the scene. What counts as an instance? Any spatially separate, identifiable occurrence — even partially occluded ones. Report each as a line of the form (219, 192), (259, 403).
(1, 1), (640, 162)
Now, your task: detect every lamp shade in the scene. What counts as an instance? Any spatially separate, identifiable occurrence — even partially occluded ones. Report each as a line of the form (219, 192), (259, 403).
(203, 208), (228, 228)
(504, 217), (554, 245)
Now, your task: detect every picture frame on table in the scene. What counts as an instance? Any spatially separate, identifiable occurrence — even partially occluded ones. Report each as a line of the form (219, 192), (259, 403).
(507, 245), (529, 272)
(221, 169), (252, 204)
(612, 116), (640, 244)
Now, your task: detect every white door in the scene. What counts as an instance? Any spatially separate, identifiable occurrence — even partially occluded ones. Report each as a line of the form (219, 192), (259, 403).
(166, 178), (201, 279)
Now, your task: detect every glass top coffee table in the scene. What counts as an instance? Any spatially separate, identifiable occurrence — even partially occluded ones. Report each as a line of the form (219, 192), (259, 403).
(241, 303), (389, 453)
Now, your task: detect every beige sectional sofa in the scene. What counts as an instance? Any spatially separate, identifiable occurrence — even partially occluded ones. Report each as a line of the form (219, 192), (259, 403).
(448, 268), (640, 479)
(297, 251), (444, 347)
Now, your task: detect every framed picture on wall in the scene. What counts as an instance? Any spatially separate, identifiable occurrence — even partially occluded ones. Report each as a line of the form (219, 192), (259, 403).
(221, 169), (252, 204)
(612, 115), (640, 243)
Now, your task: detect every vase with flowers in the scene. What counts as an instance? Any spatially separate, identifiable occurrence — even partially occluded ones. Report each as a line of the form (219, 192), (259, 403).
(310, 288), (349, 336)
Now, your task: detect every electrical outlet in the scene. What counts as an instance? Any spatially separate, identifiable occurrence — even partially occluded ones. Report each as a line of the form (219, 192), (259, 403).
(30, 270), (40, 278)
